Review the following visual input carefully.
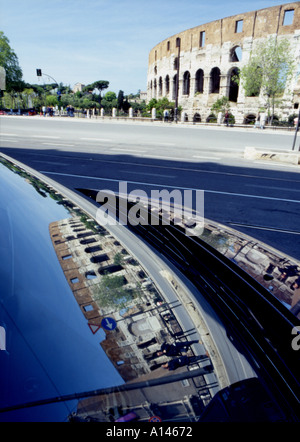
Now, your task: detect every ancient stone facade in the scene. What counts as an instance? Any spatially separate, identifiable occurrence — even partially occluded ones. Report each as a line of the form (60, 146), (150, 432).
(147, 3), (300, 123)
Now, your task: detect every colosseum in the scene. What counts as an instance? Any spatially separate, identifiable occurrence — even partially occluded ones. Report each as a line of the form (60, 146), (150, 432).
(147, 2), (300, 124)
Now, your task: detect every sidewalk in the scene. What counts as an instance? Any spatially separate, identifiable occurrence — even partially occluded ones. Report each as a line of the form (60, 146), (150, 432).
(1, 113), (297, 135)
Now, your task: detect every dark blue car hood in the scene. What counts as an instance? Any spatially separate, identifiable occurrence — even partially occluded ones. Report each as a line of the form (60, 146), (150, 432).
(0, 158), (123, 421)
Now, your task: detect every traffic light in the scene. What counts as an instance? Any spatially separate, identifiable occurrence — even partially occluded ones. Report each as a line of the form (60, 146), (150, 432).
(36, 69), (42, 77)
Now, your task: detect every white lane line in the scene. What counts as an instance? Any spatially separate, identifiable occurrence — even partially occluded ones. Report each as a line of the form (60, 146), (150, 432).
(143, 142), (176, 146)
(32, 135), (60, 139)
(193, 155), (222, 160)
(1, 133), (20, 136)
(38, 171), (300, 204)
(246, 184), (300, 193)
(1, 139), (17, 142)
(147, 155), (186, 161)
(33, 160), (69, 166)
(42, 143), (75, 147)
(81, 137), (112, 142)
(229, 222), (300, 235)
(110, 148), (147, 153)
(122, 170), (176, 178)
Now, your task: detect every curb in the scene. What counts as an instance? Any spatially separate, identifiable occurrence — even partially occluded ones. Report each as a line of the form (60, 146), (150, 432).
(244, 146), (300, 165)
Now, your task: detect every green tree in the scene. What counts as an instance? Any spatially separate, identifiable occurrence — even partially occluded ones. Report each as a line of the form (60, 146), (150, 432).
(83, 80), (109, 106)
(146, 97), (177, 119)
(117, 90), (124, 110)
(211, 96), (230, 114)
(45, 95), (58, 107)
(238, 37), (295, 123)
(93, 274), (132, 309)
(101, 91), (117, 113)
(0, 31), (23, 91)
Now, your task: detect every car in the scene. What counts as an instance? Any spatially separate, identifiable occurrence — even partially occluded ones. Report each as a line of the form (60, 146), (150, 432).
(0, 153), (299, 422)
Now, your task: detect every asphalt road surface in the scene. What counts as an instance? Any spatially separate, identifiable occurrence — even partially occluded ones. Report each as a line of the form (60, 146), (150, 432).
(1, 115), (300, 261)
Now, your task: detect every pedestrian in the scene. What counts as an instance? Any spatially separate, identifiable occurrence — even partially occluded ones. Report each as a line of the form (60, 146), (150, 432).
(224, 111), (229, 126)
(157, 340), (199, 357)
(42, 105), (46, 117)
(290, 276), (300, 291)
(162, 355), (189, 370)
(278, 265), (299, 282)
(163, 109), (169, 122)
(260, 111), (266, 129)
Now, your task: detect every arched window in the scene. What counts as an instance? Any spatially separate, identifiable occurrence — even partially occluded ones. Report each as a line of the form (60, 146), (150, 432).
(158, 77), (163, 96)
(230, 46), (242, 62)
(183, 71), (190, 95)
(229, 67), (240, 102)
(210, 67), (221, 94)
(195, 69), (204, 93)
(165, 75), (170, 94)
(193, 113), (201, 123)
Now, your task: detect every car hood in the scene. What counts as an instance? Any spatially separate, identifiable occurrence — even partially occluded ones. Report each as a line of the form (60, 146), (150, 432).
(0, 157), (124, 421)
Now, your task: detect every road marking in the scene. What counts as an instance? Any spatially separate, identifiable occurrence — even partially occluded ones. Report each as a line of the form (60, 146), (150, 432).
(110, 148), (147, 153)
(143, 142), (175, 146)
(32, 135), (60, 139)
(147, 155), (187, 161)
(39, 171), (300, 204)
(122, 170), (176, 178)
(246, 184), (300, 193)
(193, 155), (222, 160)
(1, 133), (19, 136)
(1, 139), (17, 142)
(42, 142), (75, 147)
(229, 222), (300, 235)
(81, 137), (112, 142)
(33, 160), (69, 166)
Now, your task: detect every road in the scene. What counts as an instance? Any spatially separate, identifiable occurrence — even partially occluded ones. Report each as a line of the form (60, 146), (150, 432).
(1, 115), (300, 261)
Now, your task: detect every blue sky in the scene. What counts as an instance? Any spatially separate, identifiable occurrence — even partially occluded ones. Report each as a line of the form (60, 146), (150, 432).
(0, 0), (295, 94)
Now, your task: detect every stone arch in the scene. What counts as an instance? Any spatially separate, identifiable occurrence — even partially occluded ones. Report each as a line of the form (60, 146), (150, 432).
(158, 76), (163, 96)
(165, 75), (170, 94)
(230, 46), (242, 62)
(243, 113), (256, 124)
(195, 69), (204, 94)
(183, 71), (191, 95)
(210, 67), (220, 94)
(193, 113), (201, 122)
(228, 67), (240, 102)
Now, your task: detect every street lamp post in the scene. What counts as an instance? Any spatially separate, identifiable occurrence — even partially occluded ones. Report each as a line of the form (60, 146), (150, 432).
(36, 69), (58, 87)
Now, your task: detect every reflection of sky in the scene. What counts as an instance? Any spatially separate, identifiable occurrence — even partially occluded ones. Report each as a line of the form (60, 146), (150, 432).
(0, 163), (123, 421)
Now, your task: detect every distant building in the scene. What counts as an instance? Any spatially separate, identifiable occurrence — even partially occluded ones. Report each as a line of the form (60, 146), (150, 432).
(73, 82), (85, 93)
(147, 2), (300, 123)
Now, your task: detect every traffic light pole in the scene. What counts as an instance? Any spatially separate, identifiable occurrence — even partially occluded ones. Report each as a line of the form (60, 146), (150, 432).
(292, 108), (300, 151)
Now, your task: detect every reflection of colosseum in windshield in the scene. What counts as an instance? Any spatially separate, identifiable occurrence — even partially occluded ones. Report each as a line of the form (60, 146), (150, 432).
(147, 2), (300, 123)
(49, 213), (217, 421)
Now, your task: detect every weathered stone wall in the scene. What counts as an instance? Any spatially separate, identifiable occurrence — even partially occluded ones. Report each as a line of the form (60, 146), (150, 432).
(147, 3), (300, 123)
